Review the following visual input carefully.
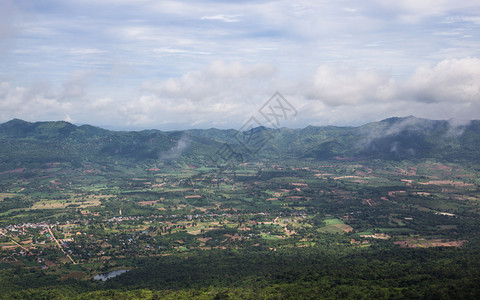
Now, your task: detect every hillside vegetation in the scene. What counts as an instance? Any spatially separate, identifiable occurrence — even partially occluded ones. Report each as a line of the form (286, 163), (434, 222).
(1, 116), (479, 169)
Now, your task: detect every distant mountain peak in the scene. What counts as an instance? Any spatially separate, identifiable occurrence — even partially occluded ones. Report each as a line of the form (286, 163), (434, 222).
(4, 118), (31, 125)
(380, 115), (417, 124)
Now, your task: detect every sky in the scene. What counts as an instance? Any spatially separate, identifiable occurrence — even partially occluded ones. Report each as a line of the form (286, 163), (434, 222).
(1, 0), (480, 130)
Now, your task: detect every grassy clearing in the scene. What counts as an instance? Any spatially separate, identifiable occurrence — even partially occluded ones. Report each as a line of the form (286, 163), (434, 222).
(30, 197), (102, 210)
(318, 225), (346, 234)
(318, 218), (353, 234)
(324, 218), (343, 225)
(377, 228), (414, 233)
(357, 231), (373, 235)
(0, 208), (26, 216)
(0, 193), (18, 201)
(31, 200), (67, 209)
(260, 234), (282, 240)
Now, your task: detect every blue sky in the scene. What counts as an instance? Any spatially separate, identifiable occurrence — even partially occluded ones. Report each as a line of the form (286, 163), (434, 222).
(1, 0), (480, 130)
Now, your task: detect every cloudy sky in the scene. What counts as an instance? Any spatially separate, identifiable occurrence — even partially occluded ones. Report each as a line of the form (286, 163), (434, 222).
(1, 0), (480, 130)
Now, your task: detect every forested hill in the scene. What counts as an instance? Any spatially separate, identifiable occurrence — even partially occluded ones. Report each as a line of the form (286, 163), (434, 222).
(1, 116), (479, 168)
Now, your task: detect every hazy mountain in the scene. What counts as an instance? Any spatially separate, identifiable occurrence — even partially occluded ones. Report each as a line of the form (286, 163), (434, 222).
(1, 116), (479, 169)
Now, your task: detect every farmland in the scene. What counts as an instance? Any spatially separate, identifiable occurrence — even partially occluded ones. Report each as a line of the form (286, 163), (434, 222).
(1, 157), (480, 298)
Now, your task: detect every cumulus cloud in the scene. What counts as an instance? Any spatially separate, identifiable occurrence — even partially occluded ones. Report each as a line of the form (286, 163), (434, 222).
(303, 58), (480, 115)
(0, 80), (70, 122)
(3, 56), (480, 130)
(404, 57), (480, 103)
(142, 61), (275, 98)
(295, 57), (480, 127)
(0, 70), (100, 123)
(123, 61), (278, 127)
(306, 65), (397, 106)
(119, 57), (480, 129)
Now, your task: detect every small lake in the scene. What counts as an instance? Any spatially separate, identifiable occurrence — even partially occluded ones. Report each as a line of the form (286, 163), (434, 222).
(93, 269), (130, 281)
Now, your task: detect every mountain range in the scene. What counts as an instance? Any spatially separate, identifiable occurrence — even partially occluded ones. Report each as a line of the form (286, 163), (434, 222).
(1, 116), (479, 169)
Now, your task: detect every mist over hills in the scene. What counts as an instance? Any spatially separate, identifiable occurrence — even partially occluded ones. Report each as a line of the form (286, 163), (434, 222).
(1, 116), (479, 169)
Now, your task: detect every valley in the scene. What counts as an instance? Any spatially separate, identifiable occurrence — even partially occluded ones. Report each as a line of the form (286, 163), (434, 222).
(1, 118), (480, 299)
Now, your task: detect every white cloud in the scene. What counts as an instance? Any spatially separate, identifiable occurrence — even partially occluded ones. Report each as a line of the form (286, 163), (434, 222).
(0, 80), (69, 122)
(201, 15), (241, 23)
(371, 0), (480, 23)
(306, 65), (397, 106)
(343, 7), (358, 13)
(68, 48), (105, 55)
(2, 56), (480, 129)
(0, 70), (100, 123)
(61, 70), (96, 100)
(159, 134), (190, 161)
(141, 61), (276, 100)
(89, 97), (113, 110)
(298, 57), (480, 126)
(153, 48), (210, 55)
(446, 16), (480, 25)
(405, 57), (480, 103)
(123, 61), (278, 127)
(303, 58), (480, 110)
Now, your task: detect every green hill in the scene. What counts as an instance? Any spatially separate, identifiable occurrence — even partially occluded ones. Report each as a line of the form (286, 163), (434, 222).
(1, 116), (479, 170)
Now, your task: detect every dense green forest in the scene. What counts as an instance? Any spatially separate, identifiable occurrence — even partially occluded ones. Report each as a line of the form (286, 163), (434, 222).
(4, 246), (480, 299)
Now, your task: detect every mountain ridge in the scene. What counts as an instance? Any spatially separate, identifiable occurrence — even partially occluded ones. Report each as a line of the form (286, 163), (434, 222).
(1, 116), (479, 168)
